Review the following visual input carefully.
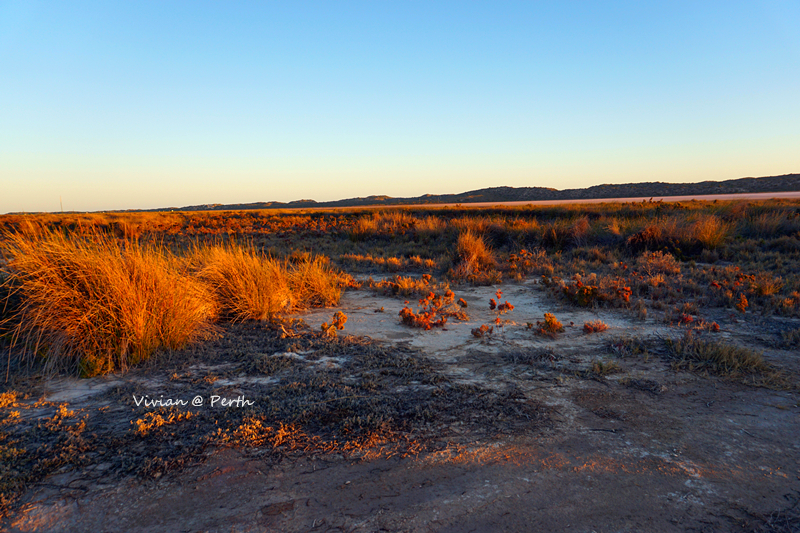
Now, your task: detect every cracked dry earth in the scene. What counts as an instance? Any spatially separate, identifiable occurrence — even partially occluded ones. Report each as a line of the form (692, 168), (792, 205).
(4, 280), (800, 533)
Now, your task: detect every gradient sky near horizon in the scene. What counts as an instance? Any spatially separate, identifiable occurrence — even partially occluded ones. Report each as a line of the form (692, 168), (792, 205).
(2, 1), (799, 213)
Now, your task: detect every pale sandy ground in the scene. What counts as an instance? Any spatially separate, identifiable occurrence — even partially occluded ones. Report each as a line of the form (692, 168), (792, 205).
(4, 281), (800, 533)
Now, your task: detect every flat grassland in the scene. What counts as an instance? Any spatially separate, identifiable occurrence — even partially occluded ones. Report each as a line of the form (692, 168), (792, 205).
(1, 200), (799, 532)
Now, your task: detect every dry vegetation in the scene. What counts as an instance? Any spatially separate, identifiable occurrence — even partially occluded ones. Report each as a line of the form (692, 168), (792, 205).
(2, 198), (800, 526)
(666, 332), (790, 388)
(0, 231), (345, 376)
(2, 199), (799, 376)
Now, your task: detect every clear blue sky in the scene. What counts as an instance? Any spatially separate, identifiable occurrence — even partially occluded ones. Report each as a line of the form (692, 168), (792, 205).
(2, 1), (799, 213)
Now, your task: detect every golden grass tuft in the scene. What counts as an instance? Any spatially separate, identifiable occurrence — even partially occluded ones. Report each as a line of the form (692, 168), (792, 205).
(452, 230), (497, 279)
(637, 250), (681, 276)
(287, 255), (343, 309)
(687, 214), (729, 249)
(1, 231), (217, 376)
(192, 245), (292, 321)
(1, 233), (346, 376)
(191, 245), (343, 318)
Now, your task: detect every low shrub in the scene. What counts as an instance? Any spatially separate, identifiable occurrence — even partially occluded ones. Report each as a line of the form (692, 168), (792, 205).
(399, 289), (467, 330)
(531, 313), (565, 338)
(583, 320), (609, 334)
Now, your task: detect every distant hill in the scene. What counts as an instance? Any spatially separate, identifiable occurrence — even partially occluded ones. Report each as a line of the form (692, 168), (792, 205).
(163, 173), (800, 212)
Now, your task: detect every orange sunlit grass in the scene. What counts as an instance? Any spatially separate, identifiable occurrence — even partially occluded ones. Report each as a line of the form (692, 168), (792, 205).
(191, 244), (293, 321)
(0, 230), (217, 376)
(286, 255), (343, 309)
(0, 231), (346, 376)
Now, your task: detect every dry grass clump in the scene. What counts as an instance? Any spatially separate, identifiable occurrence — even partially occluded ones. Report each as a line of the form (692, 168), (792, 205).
(1, 231), (217, 376)
(414, 216), (447, 236)
(637, 250), (681, 276)
(666, 332), (789, 388)
(193, 245), (343, 318)
(589, 359), (620, 376)
(456, 230), (495, 270)
(350, 211), (417, 239)
(687, 214), (729, 249)
(368, 273), (449, 298)
(1, 233), (346, 376)
(450, 230), (500, 284)
(192, 245), (292, 321)
(625, 214), (728, 252)
(286, 255), (343, 309)
(741, 209), (800, 238)
(340, 253), (439, 273)
(449, 216), (494, 235)
(781, 327), (800, 348)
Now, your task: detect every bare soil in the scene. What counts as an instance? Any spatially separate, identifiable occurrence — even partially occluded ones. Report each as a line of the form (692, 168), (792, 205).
(3, 281), (800, 533)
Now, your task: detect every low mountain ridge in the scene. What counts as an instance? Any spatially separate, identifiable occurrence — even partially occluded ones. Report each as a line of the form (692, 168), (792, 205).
(165, 173), (800, 212)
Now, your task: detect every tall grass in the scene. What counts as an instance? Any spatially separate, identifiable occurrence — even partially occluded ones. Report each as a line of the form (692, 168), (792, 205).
(286, 255), (342, 308)
(451, 230), (496, 278)
(192, 245), (292, 321)
(1, 231), (217, 376)
(687, 214), (729, 249)
(1, 232), (346, 376)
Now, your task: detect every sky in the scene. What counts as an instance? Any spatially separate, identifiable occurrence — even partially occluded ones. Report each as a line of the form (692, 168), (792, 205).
(1, 1), (799, 213)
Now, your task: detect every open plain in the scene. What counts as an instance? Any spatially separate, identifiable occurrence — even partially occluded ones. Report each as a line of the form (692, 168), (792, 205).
(1, 200), (799, 532)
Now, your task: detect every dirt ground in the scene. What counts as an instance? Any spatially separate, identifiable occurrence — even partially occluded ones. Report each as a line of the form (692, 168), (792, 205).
(3, 280), (800, 532)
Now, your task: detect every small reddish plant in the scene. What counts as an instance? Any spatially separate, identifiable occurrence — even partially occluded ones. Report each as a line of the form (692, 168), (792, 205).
(490, 290), (515, 313)
(534, 313), (565, 338)
(490, 289), (514, 335)
(562, 280), (601, 307)
(735, 293), (748, 313)
(559, 277), (632, 308)
(616, 286), (632, 304)
(583, 320), (609, 334)
(321, 311), (348, 338)
(497, 301), (514, 313)
(471, 324), (493, 338)
(399, 290), (466, 330)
